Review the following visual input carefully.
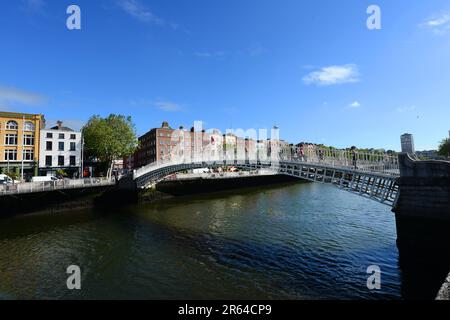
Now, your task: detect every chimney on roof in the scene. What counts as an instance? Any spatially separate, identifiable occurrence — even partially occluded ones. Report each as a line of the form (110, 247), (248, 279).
(57, 120), (63, 129)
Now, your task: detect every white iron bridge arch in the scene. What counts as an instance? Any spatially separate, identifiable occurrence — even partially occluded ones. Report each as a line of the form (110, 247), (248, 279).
(130, 147), (400, 207)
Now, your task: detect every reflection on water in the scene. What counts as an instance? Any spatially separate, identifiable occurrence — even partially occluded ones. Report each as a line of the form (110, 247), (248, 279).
(0, 182), (440, 299)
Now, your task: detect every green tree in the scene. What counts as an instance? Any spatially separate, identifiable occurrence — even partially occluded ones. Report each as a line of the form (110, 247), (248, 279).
(82, 114), (138, 178)
(438, 138), (450, 158)
(4, 171), (19, 182)
(55, 169), (68, 178)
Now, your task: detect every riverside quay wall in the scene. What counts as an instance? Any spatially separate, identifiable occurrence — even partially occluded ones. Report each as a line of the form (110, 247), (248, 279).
(393, 153), (450, 300)
(0, 184), (116, 217)
(394, 153), (450, 221)
(393, 153), (450, 246)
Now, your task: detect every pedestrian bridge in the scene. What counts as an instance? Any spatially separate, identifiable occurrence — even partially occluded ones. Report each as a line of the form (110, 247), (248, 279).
(131, 149), (400, 207)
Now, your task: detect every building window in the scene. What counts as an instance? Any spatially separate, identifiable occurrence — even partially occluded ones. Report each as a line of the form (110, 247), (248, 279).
(4, 150), (17, 161)
(5, 134), (18, 145)
(24, 121), (35, 131)
(59, 133), (65, 139)
(46, 141), (53, 151)
(6, 121), (18, 130)
(23, 149), (34, 161)
(70, 156), (76, 166)
(47, 132), (53, 138)
(58, 142), (64, 151)
(70, 134), (76, 139)
(70, 142), (76, 151)
(58, 156), (64, 166)
(45, 156), (52, 167)
(24, 134), (34, 146)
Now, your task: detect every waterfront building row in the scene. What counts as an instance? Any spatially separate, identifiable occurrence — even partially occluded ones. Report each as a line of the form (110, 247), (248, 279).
(124, 121), (293, 170)
(0, 111), (81, 180)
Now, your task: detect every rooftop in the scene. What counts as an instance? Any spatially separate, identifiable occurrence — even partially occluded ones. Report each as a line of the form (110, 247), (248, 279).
(0, 111), (45, 120)
(46, 121), (75, 132)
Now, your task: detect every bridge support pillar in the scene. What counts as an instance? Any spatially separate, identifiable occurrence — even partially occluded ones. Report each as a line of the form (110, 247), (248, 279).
(97, 175), (139, 207)
(393, 153), (450, 299)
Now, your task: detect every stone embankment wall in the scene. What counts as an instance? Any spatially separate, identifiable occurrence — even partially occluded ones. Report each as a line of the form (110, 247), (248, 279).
(0, 185), (115, 217)
(394, 153), (450, 300)
(394, 153), (450, 220)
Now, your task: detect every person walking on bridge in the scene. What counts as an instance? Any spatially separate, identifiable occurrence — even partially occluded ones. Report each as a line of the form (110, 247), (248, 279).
(351, 146), (358, 169)
(318, 149), (324, 162)
(299, 145), (305, 162)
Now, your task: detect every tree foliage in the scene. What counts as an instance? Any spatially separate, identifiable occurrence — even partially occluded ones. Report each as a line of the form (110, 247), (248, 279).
(438, 138), (450, 157)
(56, 169), (68, 177)
(82, 114), (138, 174)
(5, 171), (19, 181)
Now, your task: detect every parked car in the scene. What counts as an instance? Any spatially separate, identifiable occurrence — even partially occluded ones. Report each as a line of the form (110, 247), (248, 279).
(0, 174), (20, 184)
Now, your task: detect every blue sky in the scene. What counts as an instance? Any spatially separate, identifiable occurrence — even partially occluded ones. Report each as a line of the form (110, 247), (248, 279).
(1, 0), (450, 150)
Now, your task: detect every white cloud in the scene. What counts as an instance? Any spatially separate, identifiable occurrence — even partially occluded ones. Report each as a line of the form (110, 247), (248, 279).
(420, 12), (450, 35)
(248, 42), (265, 57)
(396, 105), (416, 113)
(0, 85), (47, 107)
(303, 64), (360, 86)
(194, 43), (265, 59)
(128, 98), (152, 108)
(155, 101), (182, 112)
(23, 0), (45, 13)
(194, 51), (226, 58)
(118, 0), (165, 25)
(349, 101), (361, 108)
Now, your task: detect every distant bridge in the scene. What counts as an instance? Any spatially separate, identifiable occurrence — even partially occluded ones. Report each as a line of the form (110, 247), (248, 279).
(131, 148), (400, 206)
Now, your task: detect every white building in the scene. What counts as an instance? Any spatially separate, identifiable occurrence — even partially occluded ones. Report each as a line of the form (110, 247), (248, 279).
(400, 133), (415, 154)
(39, 121), (82, 177)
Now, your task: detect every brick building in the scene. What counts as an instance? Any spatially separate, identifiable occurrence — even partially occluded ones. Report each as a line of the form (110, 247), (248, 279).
(124, 121), (274, 170)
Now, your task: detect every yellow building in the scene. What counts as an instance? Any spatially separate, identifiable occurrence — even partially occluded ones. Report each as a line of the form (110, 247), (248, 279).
(0, 111), (45, 179)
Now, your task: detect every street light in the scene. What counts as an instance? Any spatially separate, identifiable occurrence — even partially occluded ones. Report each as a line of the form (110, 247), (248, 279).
(80, 134), (84, 179)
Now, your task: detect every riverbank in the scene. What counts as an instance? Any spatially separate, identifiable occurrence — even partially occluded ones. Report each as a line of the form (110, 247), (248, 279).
(1, 174), (305, 217)
(155, 174), (304, 196)
(0, 185), (116, 218)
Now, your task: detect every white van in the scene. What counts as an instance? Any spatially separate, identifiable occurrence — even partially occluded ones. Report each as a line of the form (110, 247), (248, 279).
(31, 176), (58, 183)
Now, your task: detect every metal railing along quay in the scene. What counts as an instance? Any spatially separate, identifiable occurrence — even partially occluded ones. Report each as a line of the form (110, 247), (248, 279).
(0, 177), (115, 196)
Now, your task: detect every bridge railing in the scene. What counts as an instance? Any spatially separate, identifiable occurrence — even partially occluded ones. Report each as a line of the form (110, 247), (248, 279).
(0, 177), (115, 196)
(281, 147), (399, 176)
(133, 147), (400, 179)
(133, 157), (190, 179)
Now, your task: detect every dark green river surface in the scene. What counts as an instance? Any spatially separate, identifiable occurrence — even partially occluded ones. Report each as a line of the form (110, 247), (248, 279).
(0, 182), (405, 299)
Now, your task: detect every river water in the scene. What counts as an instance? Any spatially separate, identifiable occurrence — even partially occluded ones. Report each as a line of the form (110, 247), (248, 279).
(0, 181), (405, 299)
